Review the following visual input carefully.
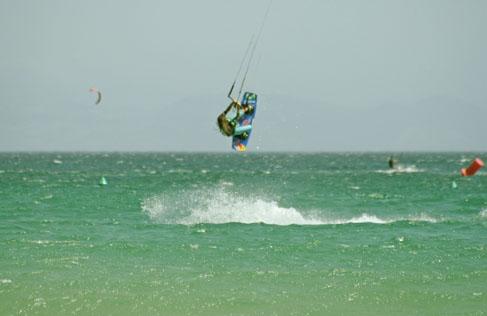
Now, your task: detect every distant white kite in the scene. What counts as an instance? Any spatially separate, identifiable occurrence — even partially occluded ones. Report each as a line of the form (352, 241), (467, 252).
(89, 87), (102, 105)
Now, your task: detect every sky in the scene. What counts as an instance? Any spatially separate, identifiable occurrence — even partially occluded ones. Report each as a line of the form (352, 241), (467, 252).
(1, 0), (486, 152)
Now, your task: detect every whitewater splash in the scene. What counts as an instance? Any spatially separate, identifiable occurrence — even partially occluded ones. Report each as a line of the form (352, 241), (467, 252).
(141, 188), (439, 226)
(376, 165), (424, 174)
(314, 213), (438, 225)
(141, 187), (322, 225)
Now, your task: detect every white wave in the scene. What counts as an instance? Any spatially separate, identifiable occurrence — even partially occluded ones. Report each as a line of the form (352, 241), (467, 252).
(405, 213), (439, 223)
(480, 209), (487, 218)
(376, 165), (424, 174)
(323, 213), (437, 225)
(337, 213), (389, 224)
(141, 188), (322, 226)
(141, 188), (439, 226)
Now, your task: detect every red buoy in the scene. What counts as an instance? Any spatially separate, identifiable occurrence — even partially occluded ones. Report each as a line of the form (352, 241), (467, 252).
(461, 158), (484, 176)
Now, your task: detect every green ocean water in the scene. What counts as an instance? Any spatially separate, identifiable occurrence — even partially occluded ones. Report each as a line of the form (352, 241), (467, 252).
(0, 152), (486, 315)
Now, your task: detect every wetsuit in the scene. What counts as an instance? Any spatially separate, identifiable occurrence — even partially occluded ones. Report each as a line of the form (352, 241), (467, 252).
(217, 100), (253, 137)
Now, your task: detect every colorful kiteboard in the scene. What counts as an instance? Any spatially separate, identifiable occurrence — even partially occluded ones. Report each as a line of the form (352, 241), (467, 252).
(232, 92), (257, 152)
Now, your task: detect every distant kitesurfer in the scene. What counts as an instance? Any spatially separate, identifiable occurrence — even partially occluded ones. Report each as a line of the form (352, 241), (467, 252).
(388, 156), (395, 169)
(217, 98), (254, 139)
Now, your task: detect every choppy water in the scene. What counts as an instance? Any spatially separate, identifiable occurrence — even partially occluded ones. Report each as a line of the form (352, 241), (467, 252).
(0, 153), (486, 315)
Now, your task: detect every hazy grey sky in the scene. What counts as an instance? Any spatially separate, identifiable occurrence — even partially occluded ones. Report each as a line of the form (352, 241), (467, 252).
(1, 0), (486, 151)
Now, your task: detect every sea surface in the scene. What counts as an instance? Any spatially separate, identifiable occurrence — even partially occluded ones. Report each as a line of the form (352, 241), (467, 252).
(0, 152), (486, 315)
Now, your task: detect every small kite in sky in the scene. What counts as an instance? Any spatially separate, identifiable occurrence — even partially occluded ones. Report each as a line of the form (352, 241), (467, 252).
(89, 87), (102, 105)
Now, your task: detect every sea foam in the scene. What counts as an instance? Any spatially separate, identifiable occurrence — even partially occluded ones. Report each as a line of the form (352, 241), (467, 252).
(141, 188), (439, 226)
(376, 165), (424, 174)
(141, 187), (322, 226)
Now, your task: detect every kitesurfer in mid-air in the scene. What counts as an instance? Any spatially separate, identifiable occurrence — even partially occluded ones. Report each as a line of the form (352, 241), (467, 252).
(217, 98), (254, 139)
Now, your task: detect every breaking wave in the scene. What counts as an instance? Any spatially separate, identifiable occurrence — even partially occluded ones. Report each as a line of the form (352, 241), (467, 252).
(376, 165), (424, 174)
(141, 187), (322, 225)
(140, 188), (439, 226)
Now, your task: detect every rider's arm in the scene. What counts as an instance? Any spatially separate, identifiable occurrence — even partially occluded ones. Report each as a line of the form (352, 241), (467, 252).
(228, 98), (242, 120)
(223, 101), (234, 115)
